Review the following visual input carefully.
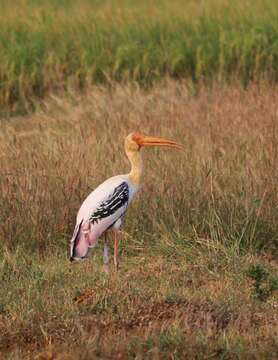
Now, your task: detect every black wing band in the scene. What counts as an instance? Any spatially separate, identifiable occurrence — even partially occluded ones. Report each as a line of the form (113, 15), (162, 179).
(89, 182), (129, 224)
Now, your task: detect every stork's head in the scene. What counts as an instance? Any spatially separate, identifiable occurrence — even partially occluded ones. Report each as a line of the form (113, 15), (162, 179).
(125, 132), (182, 152)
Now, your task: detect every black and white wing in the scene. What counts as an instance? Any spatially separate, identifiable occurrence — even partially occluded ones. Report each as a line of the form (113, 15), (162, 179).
(70, 177), (131, 260)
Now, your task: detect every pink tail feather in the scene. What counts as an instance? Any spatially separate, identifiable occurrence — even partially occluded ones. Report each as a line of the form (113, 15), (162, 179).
(70, 221), (98, 261)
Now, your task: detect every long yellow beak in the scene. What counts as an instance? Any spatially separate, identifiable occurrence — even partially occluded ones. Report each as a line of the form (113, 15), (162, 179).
(138, 135), (183, 149)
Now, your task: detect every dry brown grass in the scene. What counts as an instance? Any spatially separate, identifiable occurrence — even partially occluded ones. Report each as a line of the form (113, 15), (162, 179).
(0, 254), (277, 359)
(1, 80), (278, 253)
(0, 81), (278, 358)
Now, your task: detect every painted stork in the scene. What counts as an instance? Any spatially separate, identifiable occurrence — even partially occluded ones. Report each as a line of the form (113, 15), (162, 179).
(70, 132), (182, 269)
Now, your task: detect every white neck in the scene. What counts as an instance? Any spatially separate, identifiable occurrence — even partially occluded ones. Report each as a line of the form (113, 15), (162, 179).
(126, 149), (143, 187)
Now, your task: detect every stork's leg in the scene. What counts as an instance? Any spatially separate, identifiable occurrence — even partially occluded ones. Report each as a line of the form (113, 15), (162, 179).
(103, 232), (109, 274)
(113, 231), (120, 270)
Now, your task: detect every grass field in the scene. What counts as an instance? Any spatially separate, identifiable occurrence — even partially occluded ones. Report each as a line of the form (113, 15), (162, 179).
(0, 81), (277, 358)
(1, 0), (278, 358)
(0, 0), (278, 114)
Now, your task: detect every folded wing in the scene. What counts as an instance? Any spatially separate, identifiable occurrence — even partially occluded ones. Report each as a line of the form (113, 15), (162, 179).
(70, 180), (129, 260)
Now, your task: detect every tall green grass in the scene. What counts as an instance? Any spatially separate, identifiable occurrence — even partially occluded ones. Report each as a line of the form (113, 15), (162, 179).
(0, 0), (278, 113)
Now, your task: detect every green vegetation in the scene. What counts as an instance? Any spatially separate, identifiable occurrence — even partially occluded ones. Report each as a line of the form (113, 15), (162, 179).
(247, 264), (278, 301)
(1, 248), (276, 359)
(0, 0), (278, 113)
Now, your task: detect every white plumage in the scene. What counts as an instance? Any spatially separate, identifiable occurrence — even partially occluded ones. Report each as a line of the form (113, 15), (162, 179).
(70, 175), (138, 260)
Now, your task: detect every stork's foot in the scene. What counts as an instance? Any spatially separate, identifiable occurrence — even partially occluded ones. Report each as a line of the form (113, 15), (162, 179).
(113, 230), (120, 271)
(103, 247), (109, 265)
(114, 258), (119, 271)
(103, 233), (110, 274)
(103, 264), (110, 275)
